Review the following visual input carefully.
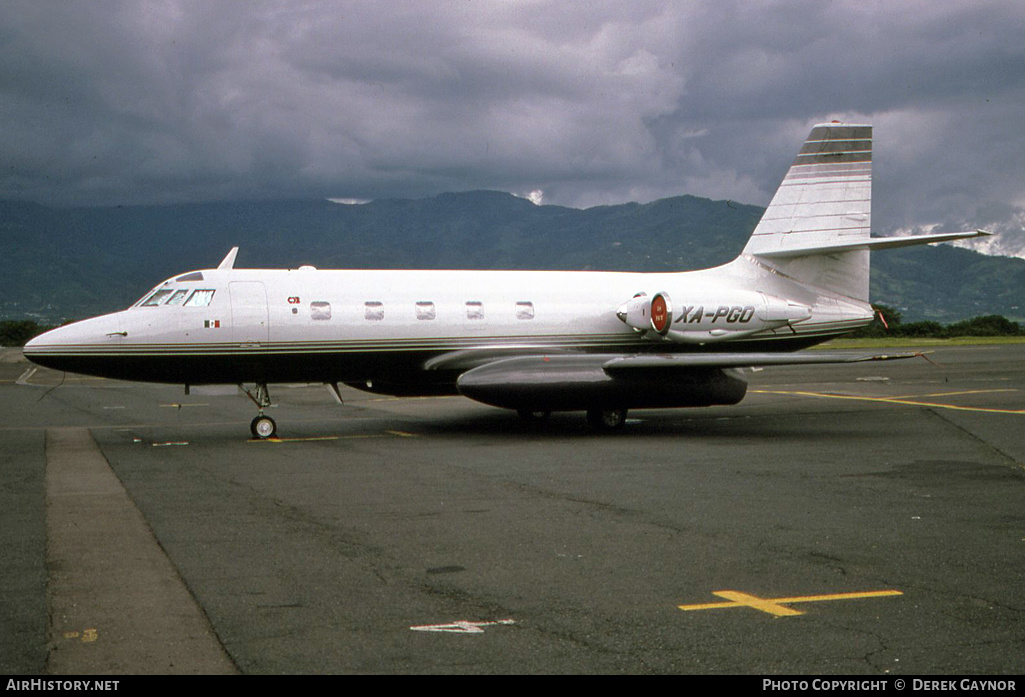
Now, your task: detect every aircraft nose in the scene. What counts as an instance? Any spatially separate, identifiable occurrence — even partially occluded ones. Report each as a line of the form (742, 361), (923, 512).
(23, 325), (62, 352)
(22, 314), (126, 367)
(23, 325), (67, 371)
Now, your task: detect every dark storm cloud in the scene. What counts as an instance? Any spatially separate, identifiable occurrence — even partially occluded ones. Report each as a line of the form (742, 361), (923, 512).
(2, 1), (1024, 255)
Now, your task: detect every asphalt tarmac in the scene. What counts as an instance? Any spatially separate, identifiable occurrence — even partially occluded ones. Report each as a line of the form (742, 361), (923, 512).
(1, 344), (1023, 674)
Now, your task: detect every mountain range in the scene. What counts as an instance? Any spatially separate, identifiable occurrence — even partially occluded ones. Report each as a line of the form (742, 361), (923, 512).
(1, 192), (1023, 324)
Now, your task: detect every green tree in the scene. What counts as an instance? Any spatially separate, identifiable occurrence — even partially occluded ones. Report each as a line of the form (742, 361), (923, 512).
(946, 315), (1022, 337)
(0, 320), (47, 347)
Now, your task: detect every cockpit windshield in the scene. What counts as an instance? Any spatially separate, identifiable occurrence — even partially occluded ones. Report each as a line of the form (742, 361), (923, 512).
(165, 290), (189, 306)
(136, 287), (216, 308)
(140, 289), (175, 307)
(184, 289), (215, 307)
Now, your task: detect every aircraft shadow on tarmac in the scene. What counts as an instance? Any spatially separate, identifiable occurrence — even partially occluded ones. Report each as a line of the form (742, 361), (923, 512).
(277, 404), (907, 444)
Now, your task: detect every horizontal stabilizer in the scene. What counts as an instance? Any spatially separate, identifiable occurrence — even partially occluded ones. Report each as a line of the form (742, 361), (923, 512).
(752, 230), (992, 259)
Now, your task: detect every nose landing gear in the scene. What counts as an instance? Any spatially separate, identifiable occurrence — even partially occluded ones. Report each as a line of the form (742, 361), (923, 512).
(242, 383), (277, 439)
(251, 414), (277, 439)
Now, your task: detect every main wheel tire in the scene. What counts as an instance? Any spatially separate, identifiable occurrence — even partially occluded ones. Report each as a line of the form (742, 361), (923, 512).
(251, 415), (277, 439)
(586, 407), (628, 431)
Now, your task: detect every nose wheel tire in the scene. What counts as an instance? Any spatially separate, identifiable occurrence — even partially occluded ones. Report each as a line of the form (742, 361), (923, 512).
(586, 407), (628, 431)
(251, 415), (277, 439)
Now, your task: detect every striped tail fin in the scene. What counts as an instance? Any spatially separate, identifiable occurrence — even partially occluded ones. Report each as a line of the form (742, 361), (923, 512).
(742, 123), (873, 301)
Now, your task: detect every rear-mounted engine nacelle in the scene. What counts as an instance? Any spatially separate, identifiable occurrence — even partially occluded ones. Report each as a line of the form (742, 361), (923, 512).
(617, 290), (812, 343)
(616, 292), (672, 336)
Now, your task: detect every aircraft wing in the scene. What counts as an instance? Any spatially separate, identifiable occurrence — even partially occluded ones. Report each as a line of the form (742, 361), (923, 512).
(600, 350), (919, 373)
(450, 349), (920, 413)
(428, 348), (919, 374)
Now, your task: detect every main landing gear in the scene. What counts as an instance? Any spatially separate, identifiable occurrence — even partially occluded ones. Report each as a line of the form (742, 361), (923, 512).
(242, 383), (277, 439)
(586, 407), (628, 431)
(517, 407), (629, 431)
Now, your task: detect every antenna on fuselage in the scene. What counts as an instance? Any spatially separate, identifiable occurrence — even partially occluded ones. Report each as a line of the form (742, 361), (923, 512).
(217, 247), (239, 270)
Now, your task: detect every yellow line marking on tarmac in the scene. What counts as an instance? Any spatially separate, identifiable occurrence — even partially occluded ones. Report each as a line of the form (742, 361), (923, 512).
(251, 435), (342, 443)
(249, 431), (420, 444)
(751, 388), (1025, 415)
(910, 388), (1018, 398)
(679, 589), (903, 617)
(62, 628), (99, 643)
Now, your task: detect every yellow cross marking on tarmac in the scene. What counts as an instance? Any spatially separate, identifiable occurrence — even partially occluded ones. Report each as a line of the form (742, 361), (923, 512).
(751, 388), (1025, 415)
(678, 589), (903, 617)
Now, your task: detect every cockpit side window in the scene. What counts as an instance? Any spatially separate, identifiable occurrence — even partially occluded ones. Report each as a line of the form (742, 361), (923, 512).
(184, 290), (216, 307)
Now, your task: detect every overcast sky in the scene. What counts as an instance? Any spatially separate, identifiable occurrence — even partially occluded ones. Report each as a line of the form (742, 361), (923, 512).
(3, 1), (1024, 256)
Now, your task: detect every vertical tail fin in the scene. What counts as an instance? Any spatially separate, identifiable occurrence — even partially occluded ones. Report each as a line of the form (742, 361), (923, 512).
(742, 123), (873, 301)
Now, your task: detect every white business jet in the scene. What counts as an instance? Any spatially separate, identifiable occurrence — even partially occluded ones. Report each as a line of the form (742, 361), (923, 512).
(24, 123), (987, 438)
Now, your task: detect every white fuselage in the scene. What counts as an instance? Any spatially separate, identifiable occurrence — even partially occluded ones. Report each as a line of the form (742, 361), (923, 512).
(23, 256), (873, 391)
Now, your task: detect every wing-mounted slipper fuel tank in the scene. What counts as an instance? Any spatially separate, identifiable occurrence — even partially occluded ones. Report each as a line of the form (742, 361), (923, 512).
(616, 291), (811, 344)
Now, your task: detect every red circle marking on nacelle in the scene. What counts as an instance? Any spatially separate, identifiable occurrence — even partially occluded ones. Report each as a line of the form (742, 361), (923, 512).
(651, 293), (671, 334)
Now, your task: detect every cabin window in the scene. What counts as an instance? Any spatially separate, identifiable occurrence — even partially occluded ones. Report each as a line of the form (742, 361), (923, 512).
(466, 301), (484, 320)
(311, 301), (332, 320)
(516, 301), (535, 320)
(165, 290), (189, 306)
(176, 272), (204, 282)
(415, 302), (436, 320)
(184, 289), (216, 307)
(364, 301), (384, 321)
(141, 289), (174, 306)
